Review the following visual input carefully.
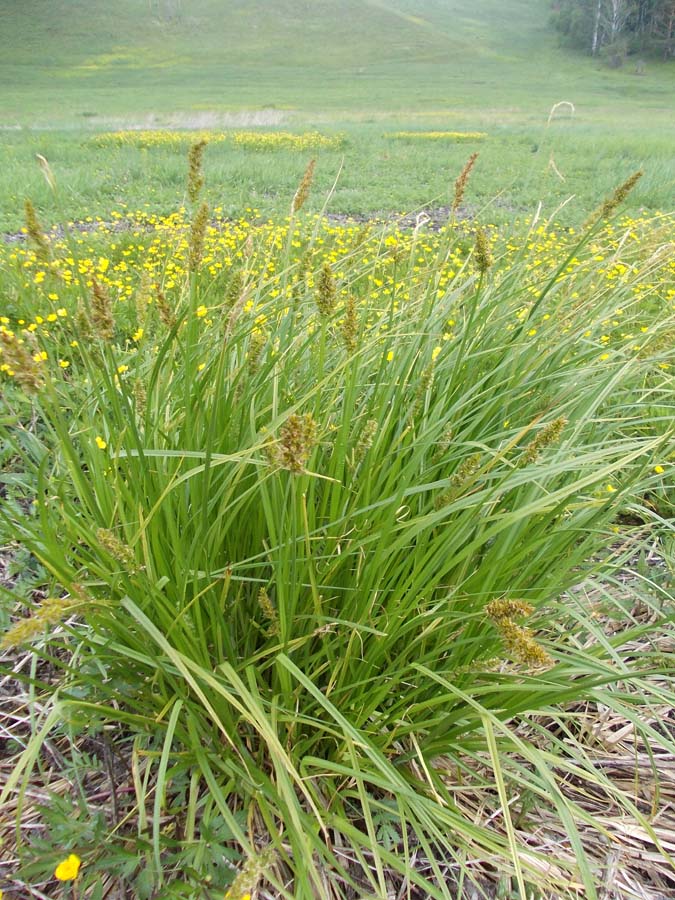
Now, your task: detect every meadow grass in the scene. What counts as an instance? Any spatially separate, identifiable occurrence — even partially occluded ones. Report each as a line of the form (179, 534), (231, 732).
(0, 147), (674, 897)
(1, 0), (674, 230)
(2, 0), (675, 123)
(1, 116), (674, 233)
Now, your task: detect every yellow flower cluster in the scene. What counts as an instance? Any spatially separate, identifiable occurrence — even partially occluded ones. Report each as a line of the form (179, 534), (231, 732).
(231, 130), (344, 151)
(91, 130), (221, 148)
(90, 130), (344, 151)
(1, 209), (673, 387)
(387, 131), (487, 141)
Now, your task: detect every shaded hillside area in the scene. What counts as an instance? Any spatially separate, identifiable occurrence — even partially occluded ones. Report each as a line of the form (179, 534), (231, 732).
(0, 0), (673, 123)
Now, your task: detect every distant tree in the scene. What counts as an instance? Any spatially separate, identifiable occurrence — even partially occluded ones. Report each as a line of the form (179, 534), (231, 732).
(551, 0), (675, 58)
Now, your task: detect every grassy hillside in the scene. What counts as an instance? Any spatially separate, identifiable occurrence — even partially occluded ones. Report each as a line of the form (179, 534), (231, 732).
(0, 0), (672, 228)
(1, 0), (674, 123)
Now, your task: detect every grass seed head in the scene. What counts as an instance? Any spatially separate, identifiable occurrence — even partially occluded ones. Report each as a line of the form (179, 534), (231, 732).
(496, 619), (554, 669)
(316, 263), (337, 318)
(340, 295), (359, 354)
(523, 416), (567, 464)
(91, 278), (114, 340)
(224, 847), (276, 900)
(154, 284), (176, 328)
(1, 596), (80, 649)
(189, 201), (209, 272)
(23, 199), (50, 262)
(187, 138), (207, 204)
(474, 227), (493, 274)
(96, 527), (139, 573)
(291, 158), (316, 214)
(247, 328), (267, 375)
(585, 170), (644, 228)
(258, 587), (279, 636)
(485, 599), (552, 669)
(226, 288), (250, 337)
(0, 329), (45, 393)
(412, 362), (435, 419)
(452, 152), (479, 213)
(225, 270), (244, 309)
(432, 427), (454, 464)
(436, 451), (483, 508)
(452, 451), (482, 487)
(269, 413), (318, 474)
(486, 598), (535, 621)
(133, 378), (147, 417)
(354, 418), (378, 465)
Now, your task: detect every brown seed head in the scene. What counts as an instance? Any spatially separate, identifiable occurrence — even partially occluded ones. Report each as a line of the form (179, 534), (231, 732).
(133, 378), (147, 417)
(585, 170), (643, 228)
(269, 413), (318, 474)
(0, 329), (45, 393)
(187, 139), (207, 204)
(154, 284), (176, 328)
(24, 199), (50, 262)
(485, 599), (552, 669)
(291, 158), (316, 214)
(452, 152), (478, 214)
(496, 618), (554, 669)
(91, 279), (114, 340)
(225, 270), (244, 309)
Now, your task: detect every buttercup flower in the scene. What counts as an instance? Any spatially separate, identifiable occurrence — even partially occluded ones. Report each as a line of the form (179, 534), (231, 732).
(54, 853), (81, 881)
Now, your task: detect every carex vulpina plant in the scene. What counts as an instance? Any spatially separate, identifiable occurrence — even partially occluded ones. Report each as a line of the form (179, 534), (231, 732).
(3, 158), (675, 900)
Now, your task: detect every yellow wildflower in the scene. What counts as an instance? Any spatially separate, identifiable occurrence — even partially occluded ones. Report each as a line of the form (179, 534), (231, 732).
(54, 854), (81, 881)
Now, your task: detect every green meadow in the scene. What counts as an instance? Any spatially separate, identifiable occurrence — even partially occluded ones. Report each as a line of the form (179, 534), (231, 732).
(0, 0), (674, 229)
(1, 2), (674, 899)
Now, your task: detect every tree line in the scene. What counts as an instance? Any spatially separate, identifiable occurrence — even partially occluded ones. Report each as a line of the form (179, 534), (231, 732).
(551, 1), (675, 63)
